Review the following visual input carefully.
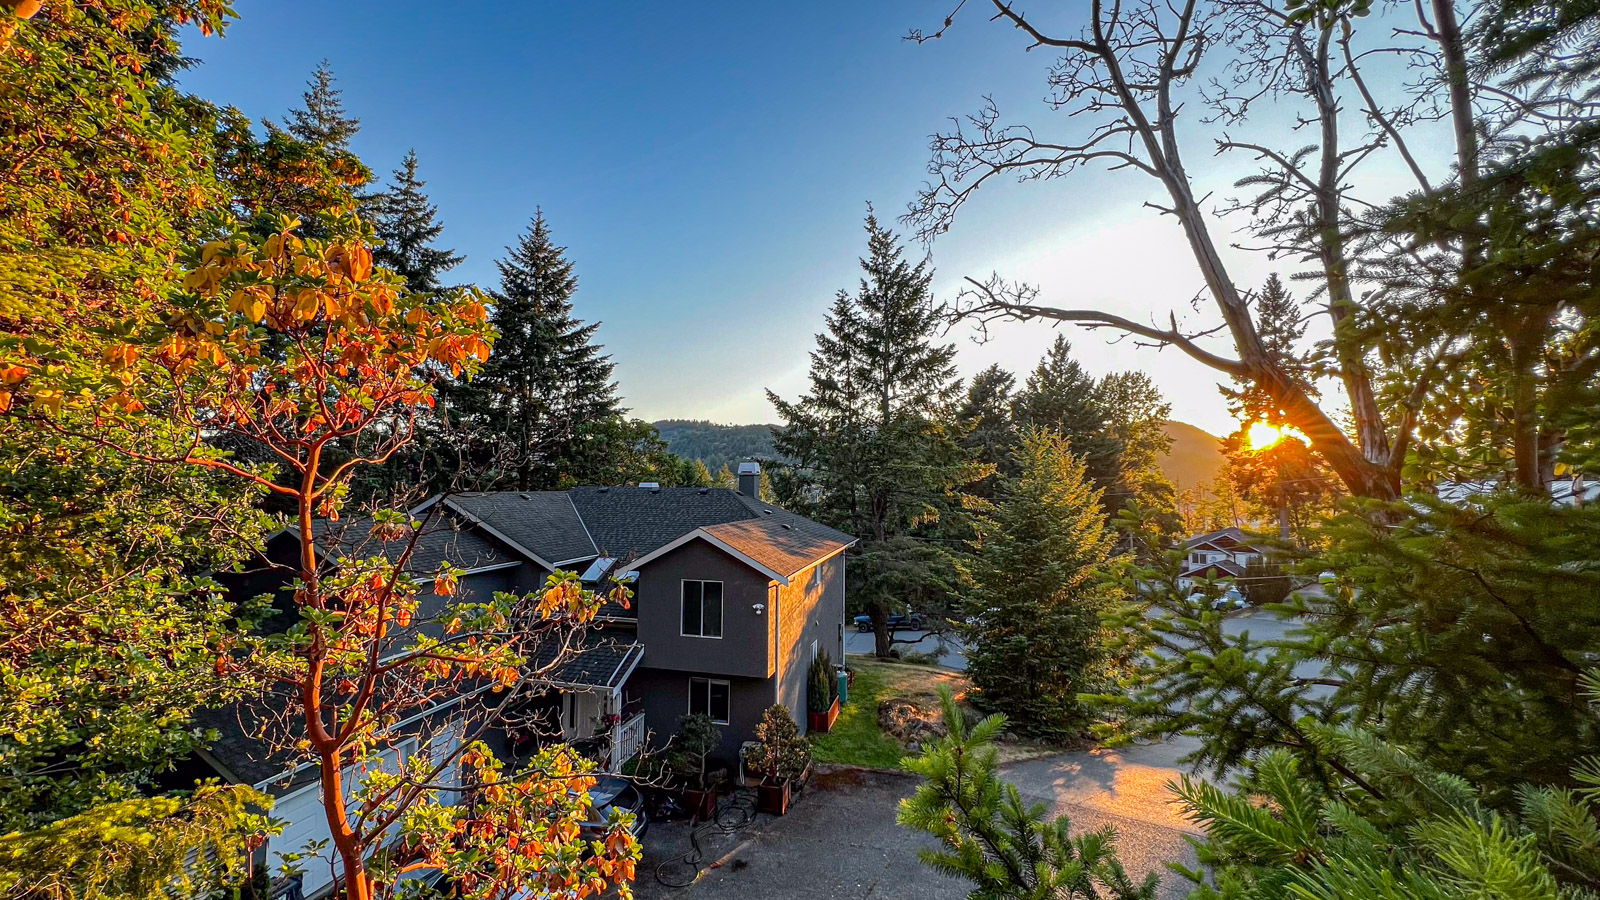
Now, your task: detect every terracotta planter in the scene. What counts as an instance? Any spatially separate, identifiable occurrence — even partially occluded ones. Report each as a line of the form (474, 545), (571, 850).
(680, 786), (718, 821)
(807, 696), (840, 734)
(755, 759), (813, 816)
(755, 778), (793, 816)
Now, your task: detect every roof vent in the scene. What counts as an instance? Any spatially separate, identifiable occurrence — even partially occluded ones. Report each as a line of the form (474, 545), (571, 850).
(597, 487), (609, 493)
(519, 493), (531, 500)
(639, 482), (660, 492)
(781, 523), (793, 529)
(698, 488), (709, 495)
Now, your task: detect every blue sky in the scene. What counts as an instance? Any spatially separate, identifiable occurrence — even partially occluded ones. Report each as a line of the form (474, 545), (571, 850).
(179, 0), (1303, 437)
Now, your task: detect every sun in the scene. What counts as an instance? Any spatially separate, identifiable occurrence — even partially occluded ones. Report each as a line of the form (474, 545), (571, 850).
(1246, 421), (1287, 451)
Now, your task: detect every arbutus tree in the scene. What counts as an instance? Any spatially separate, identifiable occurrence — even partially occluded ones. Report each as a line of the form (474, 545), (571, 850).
(906, 0), (1600, 498)
(15, 220), (640, 900)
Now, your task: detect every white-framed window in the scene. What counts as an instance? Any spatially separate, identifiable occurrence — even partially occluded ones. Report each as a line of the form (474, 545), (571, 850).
(688, 677), (731, 724)
(811, 639), (819, 663)
(680, 580), (724, 638)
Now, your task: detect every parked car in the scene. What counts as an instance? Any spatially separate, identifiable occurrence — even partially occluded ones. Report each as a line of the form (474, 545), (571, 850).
(577, 775), (648, 843)
(853, 612), (925, 632)
(1186, 588), (1247, 610)
(1212, 588), (1248, 610)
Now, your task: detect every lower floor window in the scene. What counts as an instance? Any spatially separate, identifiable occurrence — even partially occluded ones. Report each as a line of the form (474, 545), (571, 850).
(689, 677), (731, 724)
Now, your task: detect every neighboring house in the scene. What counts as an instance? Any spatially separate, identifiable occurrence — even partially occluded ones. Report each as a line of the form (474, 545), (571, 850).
(190, 464), (853, 899)
(1177, 526), (1271, 590)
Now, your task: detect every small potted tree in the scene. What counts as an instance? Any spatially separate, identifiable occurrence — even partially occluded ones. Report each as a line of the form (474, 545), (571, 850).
(752, 704), (811, 816)
(668, 713), (722, 820)
(807, 650), (840, 733)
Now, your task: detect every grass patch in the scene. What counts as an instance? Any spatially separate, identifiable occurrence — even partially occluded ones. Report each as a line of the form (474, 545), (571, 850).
(810, 657), (1064, 770)
(811, 661), (907, 769)
(811, 657), (971, 770)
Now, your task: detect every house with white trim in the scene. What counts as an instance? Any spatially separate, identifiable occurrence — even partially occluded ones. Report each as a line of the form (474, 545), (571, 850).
(191, 463), (853, 899)
(1177, 526), (1272, 590)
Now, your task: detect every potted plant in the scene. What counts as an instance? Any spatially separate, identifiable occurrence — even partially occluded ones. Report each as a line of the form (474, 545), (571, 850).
(752, 704), (811, 816)
(807, 650), (840, 733)
(668, 713), (722, 820)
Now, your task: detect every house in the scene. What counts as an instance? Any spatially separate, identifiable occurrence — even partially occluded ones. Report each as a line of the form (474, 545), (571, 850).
(191, 463), (853, 899)
(1177, 526), (1271, 590)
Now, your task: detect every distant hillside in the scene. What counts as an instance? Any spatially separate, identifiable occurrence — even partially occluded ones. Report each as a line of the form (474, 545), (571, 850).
(1160, 420), (1227, 492)
(654, 420), (778, 472)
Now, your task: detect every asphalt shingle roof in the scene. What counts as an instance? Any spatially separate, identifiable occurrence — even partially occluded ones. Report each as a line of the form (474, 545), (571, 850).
(532, 634), (644, 690)
(447, 492), (598, 565)
(194, 691), (300, 789)
(703, 515), (854, 578)
(1184, 526), (1266, 551)
(567, 486), (758, 557)
(567, 486), (854, 576)
(312, 512), (516, 574)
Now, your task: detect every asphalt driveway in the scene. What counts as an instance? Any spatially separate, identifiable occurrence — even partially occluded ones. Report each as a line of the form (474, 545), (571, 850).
(632, 756), (1201, 900)
(633, 607), (1306, 898)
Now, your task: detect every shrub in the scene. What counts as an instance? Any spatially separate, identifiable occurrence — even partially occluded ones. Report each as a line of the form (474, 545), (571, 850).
(752, 705), (811, 782)
(667, 713), (722, 789)
(808, 650), (837, 713)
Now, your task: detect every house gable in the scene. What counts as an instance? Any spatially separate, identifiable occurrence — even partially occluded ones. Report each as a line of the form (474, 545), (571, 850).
(630, 539), (774, 679)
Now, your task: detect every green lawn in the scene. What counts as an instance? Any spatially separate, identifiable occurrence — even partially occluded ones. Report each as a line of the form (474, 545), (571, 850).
(810, 657), (984, 770)
(810, 661), (909, 769)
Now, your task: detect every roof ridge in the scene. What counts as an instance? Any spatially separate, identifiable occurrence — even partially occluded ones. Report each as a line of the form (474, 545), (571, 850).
(566, 491), (600, 558)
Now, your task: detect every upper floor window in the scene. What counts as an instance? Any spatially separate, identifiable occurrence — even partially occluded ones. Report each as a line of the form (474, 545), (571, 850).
(681, 580), (723, 638)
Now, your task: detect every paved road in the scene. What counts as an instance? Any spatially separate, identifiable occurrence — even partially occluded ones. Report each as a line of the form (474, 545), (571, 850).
(839, 603), (1322, 679)
(843, 628), (967, 670)
(1218, 605), (1335, 700)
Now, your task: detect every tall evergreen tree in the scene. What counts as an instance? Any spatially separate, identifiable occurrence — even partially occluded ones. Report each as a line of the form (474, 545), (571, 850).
(369, 150), (463, 293)
(964, 429), (1125, 739)
(1094, 370), (1179, 536)
(449, 211), (622, 490)
(286, 59), (360, 151)
(956, 363), (1017, 498)
(1226, 273), (1313, 423)
(769, 214), (972, 655)
(1011, 336), (1119, 487)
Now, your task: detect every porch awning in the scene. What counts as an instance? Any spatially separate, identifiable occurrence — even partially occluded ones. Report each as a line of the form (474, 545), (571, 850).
(532, 636), (644, 691)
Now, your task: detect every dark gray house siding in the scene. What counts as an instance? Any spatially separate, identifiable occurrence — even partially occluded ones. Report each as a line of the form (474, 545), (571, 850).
(627, 666), (774, 763)
(633, 541), (773, 679)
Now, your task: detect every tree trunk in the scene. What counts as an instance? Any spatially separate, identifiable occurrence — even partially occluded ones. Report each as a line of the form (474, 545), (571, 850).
(1508, 319), (1546, 491)
(323, 749), (371, 900)
(871, 603), (893, 658)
